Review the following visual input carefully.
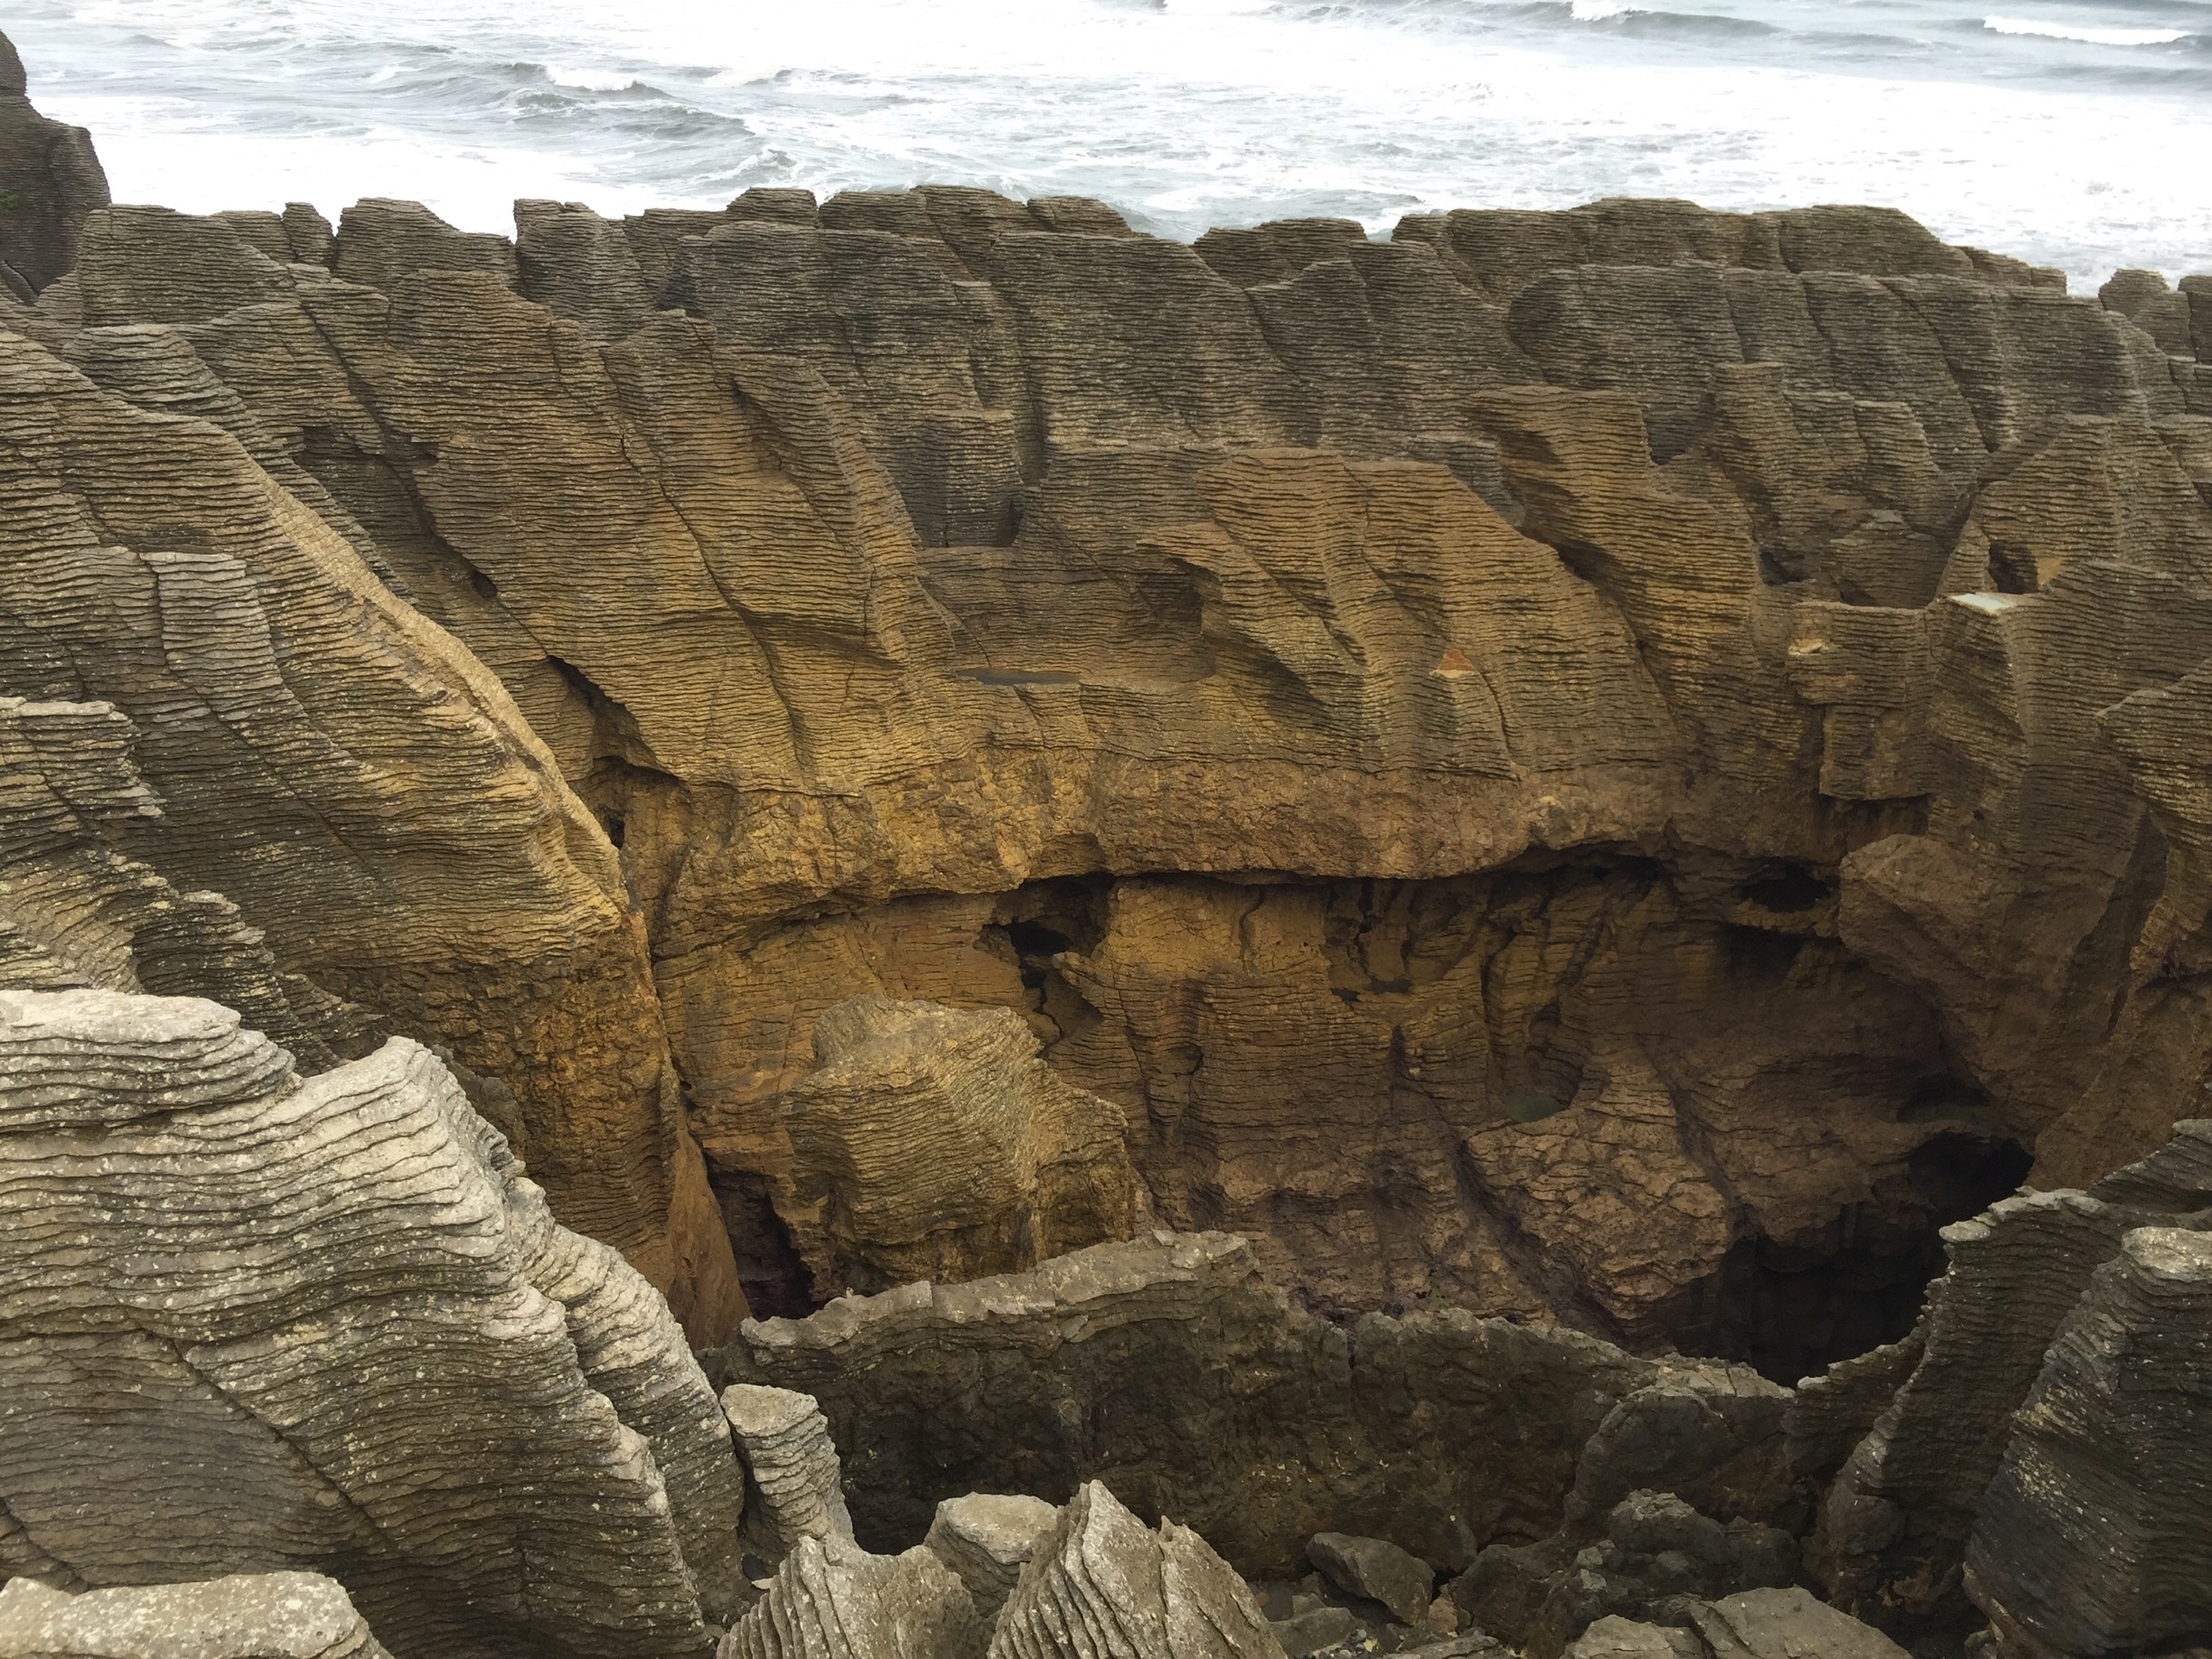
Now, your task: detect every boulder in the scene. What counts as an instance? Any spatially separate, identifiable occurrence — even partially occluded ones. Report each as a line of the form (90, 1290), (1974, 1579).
(1305, 1533), (1435, 1626)
(0, 1573), (389, 1659)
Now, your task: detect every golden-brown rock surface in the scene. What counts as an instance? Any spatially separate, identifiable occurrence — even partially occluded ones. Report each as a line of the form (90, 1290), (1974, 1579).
(7, 152), (2211, 1369)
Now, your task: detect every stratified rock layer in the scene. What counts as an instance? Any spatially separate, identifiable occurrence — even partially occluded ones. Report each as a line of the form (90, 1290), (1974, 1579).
(719, 1535), (986, 1659)
(778, 995), (1134, 1294)
(987, 1482), (1285, 1659)
(0, 32), (108, 298)
(709, 1230), (1748, 1579)
(5, 129), (2212, 1372)
(1964, 1226), (2212, 1659)
(1812, 1120), (2212, 1639)
(0, 987), (744, 1658)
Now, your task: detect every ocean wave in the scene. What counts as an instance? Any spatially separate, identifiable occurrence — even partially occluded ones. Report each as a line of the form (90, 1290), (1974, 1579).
(547, 64), (640, 91)
(1983, 14), (2189, 46)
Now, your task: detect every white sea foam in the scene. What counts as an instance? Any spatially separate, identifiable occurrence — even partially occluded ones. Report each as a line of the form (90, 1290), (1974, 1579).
(8, 0), (2211, 290)
(1983, 15), (2188, 47)
(546, 64), (639, 91)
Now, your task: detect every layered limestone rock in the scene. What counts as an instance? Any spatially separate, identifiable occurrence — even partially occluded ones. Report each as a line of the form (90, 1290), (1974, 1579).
(778, 995), (1135, 1293)
(721, 1384), (855, 1564)
(7, 161), (2212, 1373)
(720, 1535), (987, 1659)
(0, 1572), (391, 1659)
(923, 1495), (1061, 1622)
(1964, 1226), (2212, 1659)
(0, 987), (745, 1657)
(0, 31), (108, 298)
(987, 1482), (1284, 1659)
(709, 1229), (1752, 1579)
(1811, 1120), (2212, 1642)
(0, 311), (741, 1339)
(1561, 1589), (1910, 1659)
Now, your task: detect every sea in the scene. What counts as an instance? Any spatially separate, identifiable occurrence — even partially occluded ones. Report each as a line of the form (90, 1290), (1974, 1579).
(7, 0), (2210, 293)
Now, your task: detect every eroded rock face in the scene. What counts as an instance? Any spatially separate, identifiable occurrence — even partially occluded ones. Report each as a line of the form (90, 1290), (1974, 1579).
(987, 1481), (1285, 1659)
(0, 987), (744, 1658)
(0, 316), (742, 1340)
(0, 31), (108, 298)
(720, 1534), (987, 1659)
(5, 167), (2212, 1374)
(1964, 1226), (2212, 1659)
(1810, 1120), (2212, 1641)
(709, 1230), (1743, 1579)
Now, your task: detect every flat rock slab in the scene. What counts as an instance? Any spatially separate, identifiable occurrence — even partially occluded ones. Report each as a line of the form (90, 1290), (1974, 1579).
(1308, 1532), (1437, 1626)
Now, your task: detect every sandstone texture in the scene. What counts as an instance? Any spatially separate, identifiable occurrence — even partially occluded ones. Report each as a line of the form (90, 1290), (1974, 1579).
(0, 1572), (391, 1659)
(0, 986), (744, 1657)
(987, 1482), (1284, 1659)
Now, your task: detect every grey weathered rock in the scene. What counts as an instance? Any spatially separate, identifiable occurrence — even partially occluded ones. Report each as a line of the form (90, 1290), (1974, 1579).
(1561, 1591), (1908, 1659)
(987, 1481), (1285, 1659)
(1565, 1616), (1706, 1659)
(1268, 1605), (1360, 1658)
(707, 1232), (1661, 1578)
(1811, 1120), (2212, 1640)
(0, 986), (745, 1657)
(721, 1384), (855, 1564)
(0, 29), (108, 297)
(1306, 1533), (1434, 1626)
(0, 1572), (390, 1659)
(1964, 1226), (2212, 1659)
(719, 1533), (987, 1659)
(1453, 1491), (1796, 1659)
(922, 1494), (1061, 1622)
(330, 198), (517, 293)
(1691, 1589), (1908, 1659)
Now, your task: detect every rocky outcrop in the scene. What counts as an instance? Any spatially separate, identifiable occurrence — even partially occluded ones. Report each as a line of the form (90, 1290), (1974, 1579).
(1964, 1226), (2212, 1659)
(923, 1496), (1060, 1623)
(774, 995), (1135, 1294)
(0, 1572), (391, 1659)
(7, 167), (2208, 1372)
(987, 1482), (1284, 1659)
(720, 1534), (987, 1659)
(721, 1384), (855, 1565)
(0, 987), (745, 1657)
(708, 1230), (1786, 1579)
(1810, 1120), (2212, 1640)
(1562, 1589), (1909, 1659)
(0, 309), (742, 1339)
(0, 31), (108, 298)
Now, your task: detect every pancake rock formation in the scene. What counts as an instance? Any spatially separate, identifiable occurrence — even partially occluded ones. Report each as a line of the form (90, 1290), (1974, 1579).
(2, 23), (2212, 1659)
(0, 986), (745, 1659)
